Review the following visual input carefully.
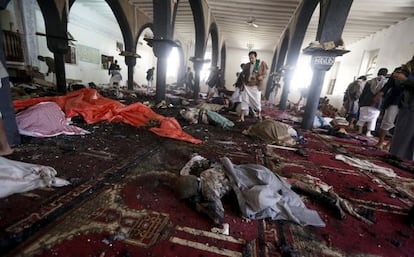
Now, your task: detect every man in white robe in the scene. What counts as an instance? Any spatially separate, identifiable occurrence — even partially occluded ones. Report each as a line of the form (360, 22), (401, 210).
(239, 51), (268, 122)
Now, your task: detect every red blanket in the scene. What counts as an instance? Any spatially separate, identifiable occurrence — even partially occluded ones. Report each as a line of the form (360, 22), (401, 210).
(13, 89), (202, 144)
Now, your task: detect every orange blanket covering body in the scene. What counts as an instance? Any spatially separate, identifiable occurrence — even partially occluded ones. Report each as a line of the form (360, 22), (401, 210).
(13, 88), (202, 144)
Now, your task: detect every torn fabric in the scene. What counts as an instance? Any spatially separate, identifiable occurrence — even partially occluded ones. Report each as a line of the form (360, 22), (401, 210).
(220, 157), (325, 227)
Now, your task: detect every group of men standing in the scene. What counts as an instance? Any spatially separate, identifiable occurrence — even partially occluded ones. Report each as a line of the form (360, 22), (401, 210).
(343, 56), (414, 161)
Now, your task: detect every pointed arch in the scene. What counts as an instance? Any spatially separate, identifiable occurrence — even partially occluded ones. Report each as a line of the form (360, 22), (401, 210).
(105, 0), (134, 53)
(136, 23), (154, 45)
(278, 0), (319, 109)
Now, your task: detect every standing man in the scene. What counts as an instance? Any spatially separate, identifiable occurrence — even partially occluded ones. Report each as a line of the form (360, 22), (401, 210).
(373, 68), (405, 148)
(108, 59), (120, 76)
(146, 67), (155, 95)
(108, 59), (122, 91)
(389, 67), (414, 161)
(206, 66), (219, 99)
(239, 51), (268, 122)
(356, 68), (388, 137)
(343, 76), (367, 129)
(184, 67), (194, 94)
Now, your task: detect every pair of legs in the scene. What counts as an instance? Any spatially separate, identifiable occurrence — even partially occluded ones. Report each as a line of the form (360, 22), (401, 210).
(375, 105), (398, 148)
(356, 106), (380, 137)
(0, 118), (13, 156)
(239, 85), (262, 122)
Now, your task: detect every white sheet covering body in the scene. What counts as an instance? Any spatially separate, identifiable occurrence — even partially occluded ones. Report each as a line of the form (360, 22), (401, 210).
(16, 101), (90, 137)
(0, 156), (70, 198)
(220, 157), (325, 227)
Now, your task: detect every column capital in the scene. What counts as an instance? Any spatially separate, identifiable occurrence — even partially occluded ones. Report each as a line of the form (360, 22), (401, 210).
(189, 56), (209, 71)
(145, 38), (178, 58)
(303, 44), (350, 70)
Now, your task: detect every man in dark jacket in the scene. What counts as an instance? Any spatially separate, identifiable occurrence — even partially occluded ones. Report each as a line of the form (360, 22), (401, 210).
(146, 67), (155, 94)
(389, 67), (414, 160)
(356, 68), (388, 137)
(343, 76), (366, 129)
(374, 68), (405, 148)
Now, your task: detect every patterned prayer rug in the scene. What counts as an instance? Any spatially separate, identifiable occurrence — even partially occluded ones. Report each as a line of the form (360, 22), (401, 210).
(9, 171), (265, 257)
(265, 130), (414, 257)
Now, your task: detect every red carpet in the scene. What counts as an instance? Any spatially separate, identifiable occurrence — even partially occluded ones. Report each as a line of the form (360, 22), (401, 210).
(266, 128), (414, 257)
(11, 172), (264, 257)
(5, 106), (414, 257)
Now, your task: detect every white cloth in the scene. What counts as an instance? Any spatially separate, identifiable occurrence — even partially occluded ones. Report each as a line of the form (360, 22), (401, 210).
(207, 86), (219, 99)
(357, 106), (380, 131)
(110, 71), (122, 87)
(241, 86), (261, 112)
(0, 156), (70, 198)
(221, 157), (325, 227)
(335, 154), (396, 177)
(380, 104), (399, 130)
(16, 101), (90, 137)
(231, 87), (242, 103)
(268, 86), (279, 105)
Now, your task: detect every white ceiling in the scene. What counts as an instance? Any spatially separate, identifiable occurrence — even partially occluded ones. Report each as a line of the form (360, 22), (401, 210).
(77, 0), (414, 52)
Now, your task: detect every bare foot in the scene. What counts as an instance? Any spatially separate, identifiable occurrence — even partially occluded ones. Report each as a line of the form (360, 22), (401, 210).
(0, 147), (13, 156)
(374, 142), (387, 150)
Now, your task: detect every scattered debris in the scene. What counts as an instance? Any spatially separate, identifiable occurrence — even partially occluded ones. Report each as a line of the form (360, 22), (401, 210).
(267, 144), (308, 157)
(80, 150), (114, 160)
(211, 223), (229, 235)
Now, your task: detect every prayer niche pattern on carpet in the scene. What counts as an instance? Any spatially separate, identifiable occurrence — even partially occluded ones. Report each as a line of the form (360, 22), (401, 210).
(20, 184), (170, 256)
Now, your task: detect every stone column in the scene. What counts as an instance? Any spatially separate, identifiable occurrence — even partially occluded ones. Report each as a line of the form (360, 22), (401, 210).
(301, 47), (349, 129)
(150, 39), (176, 103)
(52, 51), (66, 94)
(19, 0), (38, 67)
(279, 69), (294, 110)
(125, 56), (137, 91)
(193, 61), (203, 99)
(37, 0), (81, 94)
(189, 57), (205, 99)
